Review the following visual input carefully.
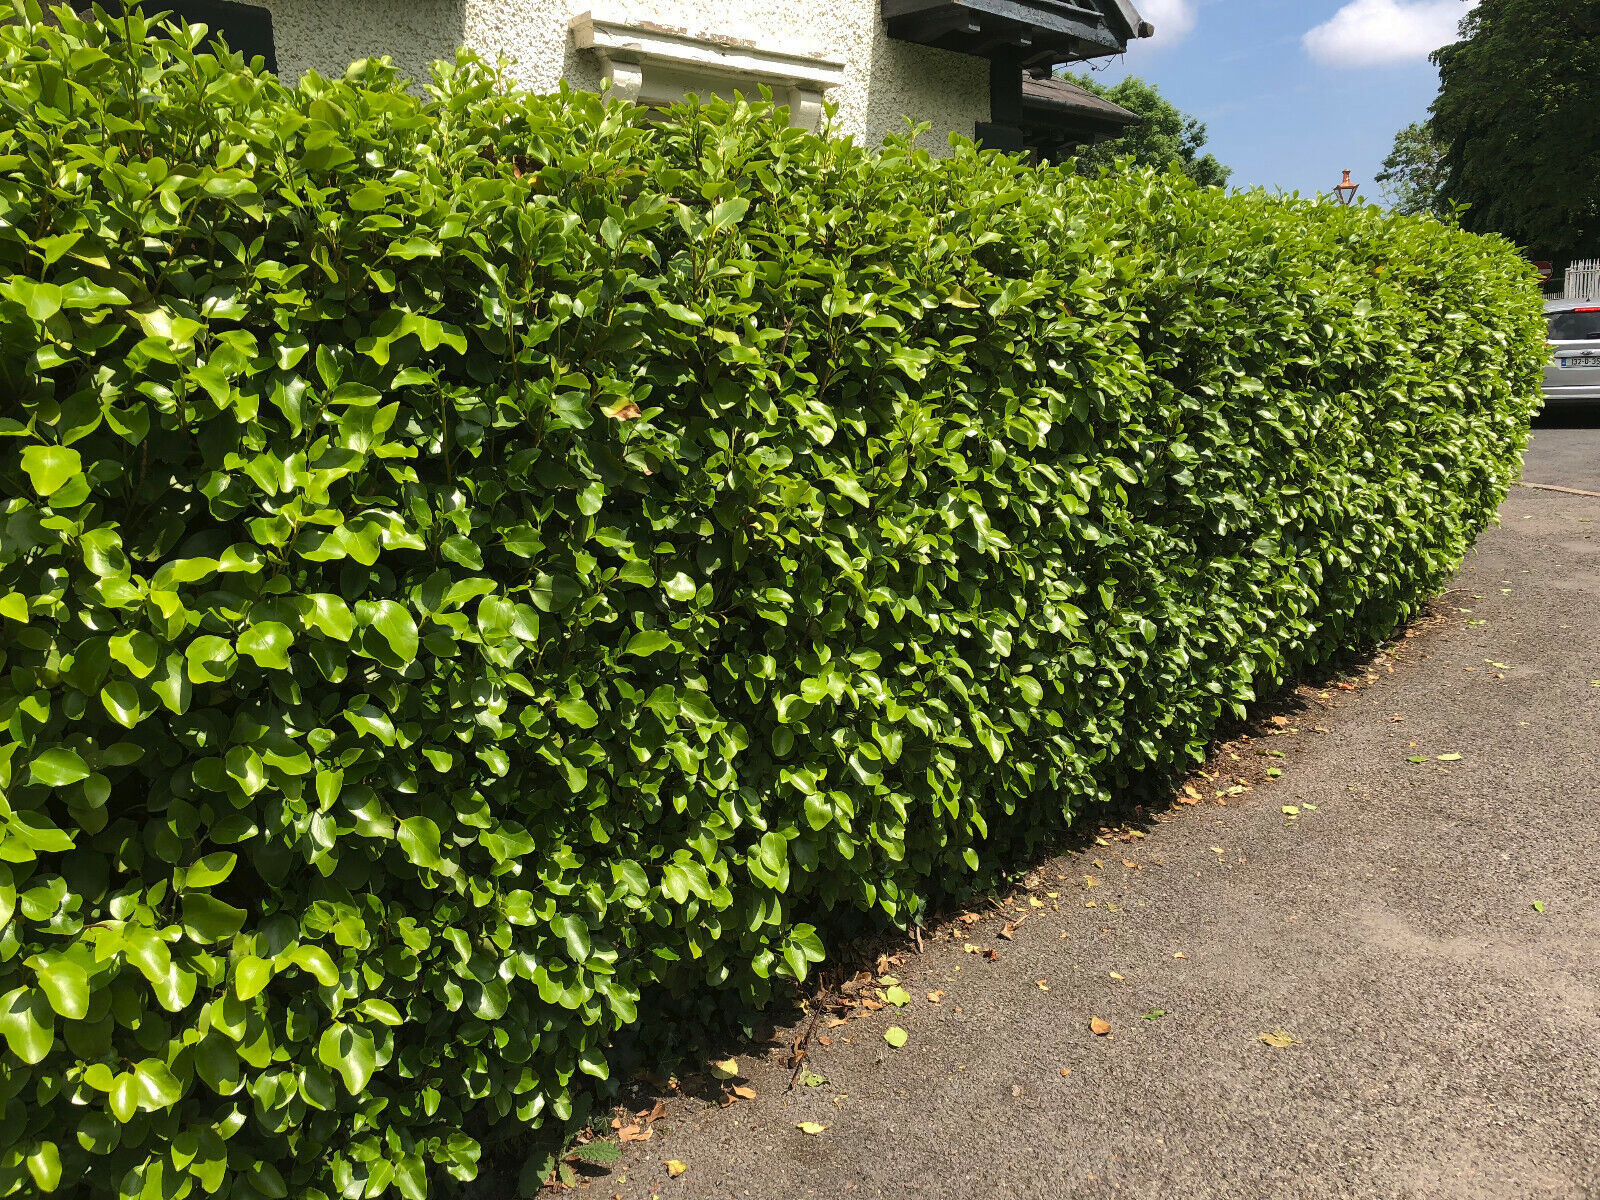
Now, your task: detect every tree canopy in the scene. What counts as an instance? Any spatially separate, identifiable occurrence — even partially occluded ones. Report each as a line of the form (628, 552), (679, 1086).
(1374, 122), (1450, 218)
(1430, 0), (1600, 260)
(1065, 73), (1231, 188)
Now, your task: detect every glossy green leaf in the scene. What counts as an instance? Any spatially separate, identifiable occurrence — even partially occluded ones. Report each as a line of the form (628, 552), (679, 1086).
(181, 894), (247, 943)
(317, 1022), (377, 1095)
(0, 987), (54, 1064)
(555, 697), (599, 728)
(238, 621), (294, 669)
(31, 957), (90, 1020)
(20, 445), (81, 497)
(25, 1142), (61, 1192)
(133, 1059), (184, 1110)
(624, 630), (673, 657)
(28, 748), (90, 787)
(397, 816), (445, 871)
(358, 600), (419, 664)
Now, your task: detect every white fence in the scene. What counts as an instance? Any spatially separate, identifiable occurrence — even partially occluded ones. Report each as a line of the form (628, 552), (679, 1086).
(1563, 259), (1600, 301)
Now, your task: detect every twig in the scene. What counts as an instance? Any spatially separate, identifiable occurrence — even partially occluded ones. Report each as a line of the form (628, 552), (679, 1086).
(786, 1006), (822, 1091)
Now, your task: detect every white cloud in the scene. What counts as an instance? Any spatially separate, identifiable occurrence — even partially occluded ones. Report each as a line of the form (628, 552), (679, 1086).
(1303, 0), (1476, 68)
(1135, 0), (1198, 46)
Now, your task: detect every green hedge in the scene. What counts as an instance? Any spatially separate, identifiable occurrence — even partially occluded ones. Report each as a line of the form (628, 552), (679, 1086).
(0, 7), (1544, 1199)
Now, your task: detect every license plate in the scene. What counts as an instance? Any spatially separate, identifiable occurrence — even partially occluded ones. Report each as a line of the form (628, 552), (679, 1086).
(1559, 352), (1600, 369)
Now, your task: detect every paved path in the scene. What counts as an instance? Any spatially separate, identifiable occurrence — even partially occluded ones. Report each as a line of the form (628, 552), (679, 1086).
(601, 429), (1600, 1200)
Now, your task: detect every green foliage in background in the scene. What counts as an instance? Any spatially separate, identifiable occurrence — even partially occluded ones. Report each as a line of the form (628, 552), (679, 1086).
(1431, 0), (1600, 260)
(0, 6), (1544, 1198)
(1375, 121), (1450, 219)
(1064, 73), (1230, 189)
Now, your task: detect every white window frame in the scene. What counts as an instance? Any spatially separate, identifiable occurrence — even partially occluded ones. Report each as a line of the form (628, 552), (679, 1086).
(571, 5), (846, 131)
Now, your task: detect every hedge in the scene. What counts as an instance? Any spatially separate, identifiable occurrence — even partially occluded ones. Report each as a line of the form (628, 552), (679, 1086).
(0, 7), (1545, 1199)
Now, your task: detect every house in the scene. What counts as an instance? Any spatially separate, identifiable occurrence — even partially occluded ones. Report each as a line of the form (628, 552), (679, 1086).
(107, 0), (1148, 155)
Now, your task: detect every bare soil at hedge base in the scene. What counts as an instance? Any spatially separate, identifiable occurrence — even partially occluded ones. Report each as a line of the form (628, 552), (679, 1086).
(583, 429), (1600, 1200)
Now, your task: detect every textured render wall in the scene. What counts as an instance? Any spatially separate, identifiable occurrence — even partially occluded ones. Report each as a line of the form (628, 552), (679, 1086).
(254, 0), (469, 88)
(463, 0), (602, 95)
(848, 23), (989, 151)
(673, 0), (990, 150)
(258, 0), (988, 153)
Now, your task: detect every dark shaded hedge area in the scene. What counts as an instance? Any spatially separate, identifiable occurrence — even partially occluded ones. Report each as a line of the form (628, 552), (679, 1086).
(0, 7), (1544, 1198)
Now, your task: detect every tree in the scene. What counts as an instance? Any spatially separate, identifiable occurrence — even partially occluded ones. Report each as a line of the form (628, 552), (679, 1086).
(1065, 74), (1231, 187)
(1374, 122), (1450, 218)
(1430, 0), (1600, 260)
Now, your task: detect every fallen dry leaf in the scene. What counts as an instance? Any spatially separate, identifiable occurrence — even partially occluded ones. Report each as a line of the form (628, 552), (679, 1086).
(962, 942), (982, 955)
(1036, 979), (1050, 991)
(818, 1035), (832, 1046)
(665, 1159), (687, 1177)
(732, 1085), (757, 1100)
(1271, 715), (1288, 727)
(1028, 896), (1044, 909)
(1173, 952), (1187, 959)
(1060, 1067), (1072, 1077)
(1011, 1084), (1024, 1098)
(827, 1018), (848, 1029)
(927, 990), (944, 1004)
(1090, 1017), (1112, 1036)
(1259, 1030), (1296, 1048)
(1109, 972), (1124, 980)
(998, 922), (1018, 940)
(796, 1121), (828, 1136)
(982, 948), (1000, 962)
(617, 1125), (651, 1143)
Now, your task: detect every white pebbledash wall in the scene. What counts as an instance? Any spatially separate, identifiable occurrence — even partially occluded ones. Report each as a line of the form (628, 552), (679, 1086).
(250, 0), (989, 153)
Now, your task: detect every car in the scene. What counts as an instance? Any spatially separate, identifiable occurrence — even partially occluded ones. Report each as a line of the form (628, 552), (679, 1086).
(1542, 298), (1600, 407)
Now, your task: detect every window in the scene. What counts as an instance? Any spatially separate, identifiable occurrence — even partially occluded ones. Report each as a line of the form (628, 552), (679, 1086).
(1547, 309), (1600, 341)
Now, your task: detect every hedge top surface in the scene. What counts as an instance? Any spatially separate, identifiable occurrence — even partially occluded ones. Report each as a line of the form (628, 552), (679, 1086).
(0, 6), (1543, 1199)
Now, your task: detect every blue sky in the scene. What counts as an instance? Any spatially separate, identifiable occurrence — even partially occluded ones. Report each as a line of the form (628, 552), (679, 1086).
(1081, 0), (1476, 202)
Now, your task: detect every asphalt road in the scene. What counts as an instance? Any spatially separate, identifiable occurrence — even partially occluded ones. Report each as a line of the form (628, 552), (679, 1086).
(1526, 417), (1600, 493)
(599, 428), (1600, 1200)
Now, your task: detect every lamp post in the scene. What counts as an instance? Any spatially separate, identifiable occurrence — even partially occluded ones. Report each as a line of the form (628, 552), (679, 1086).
(1334, 169), (1359, 206)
